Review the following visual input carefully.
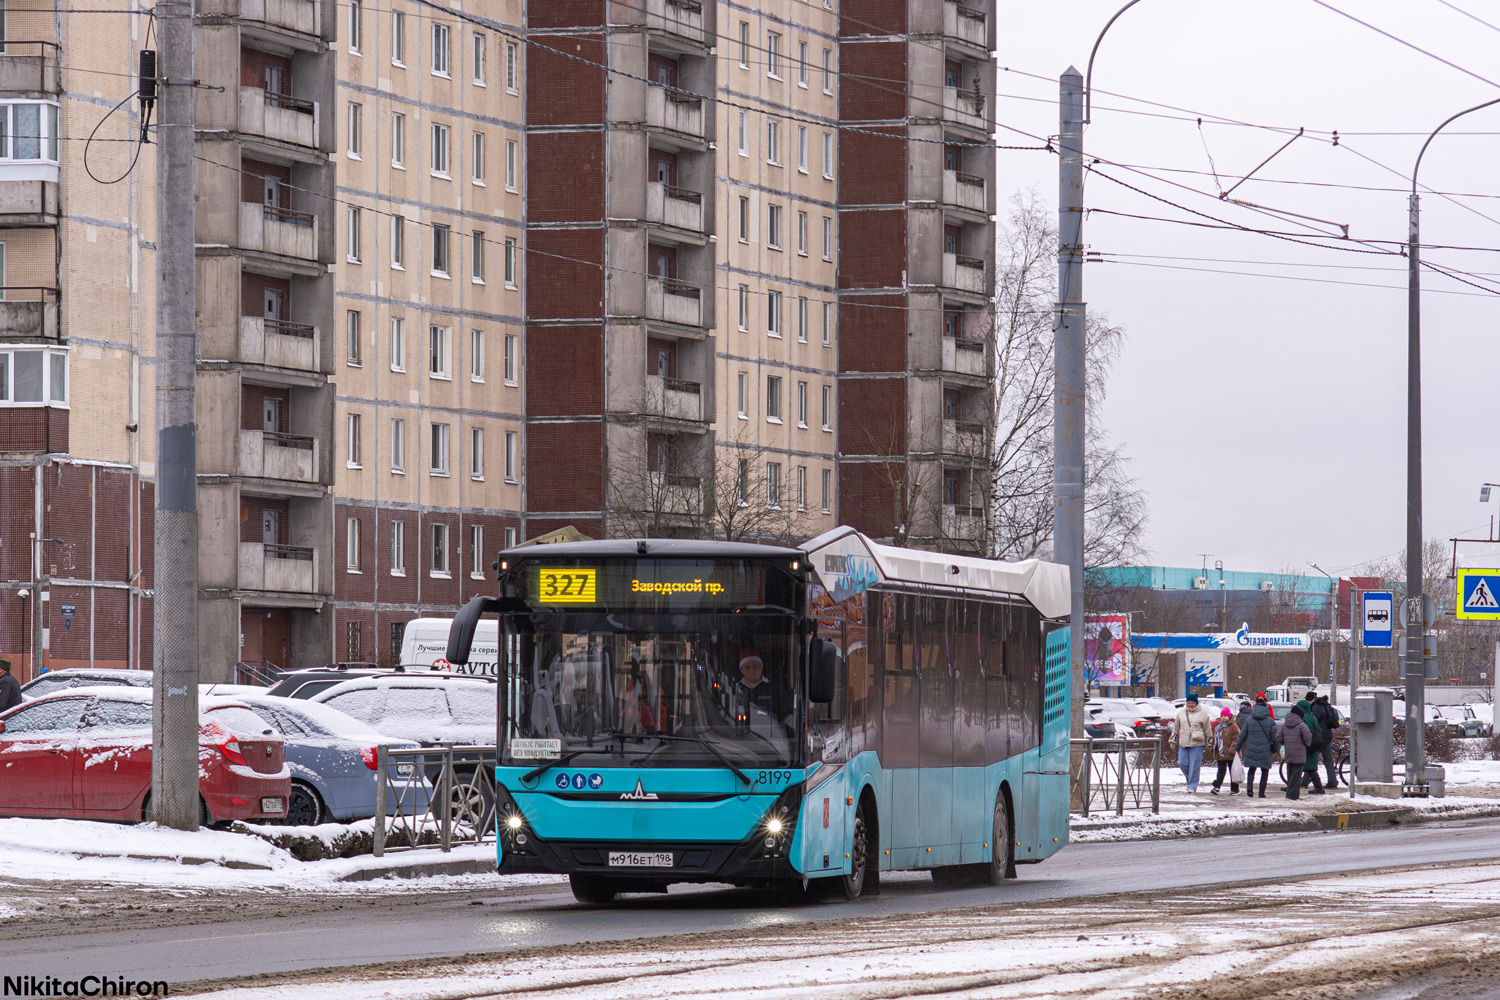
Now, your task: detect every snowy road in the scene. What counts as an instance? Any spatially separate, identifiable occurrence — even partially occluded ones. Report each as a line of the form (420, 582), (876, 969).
(4, 817), (1500, 994)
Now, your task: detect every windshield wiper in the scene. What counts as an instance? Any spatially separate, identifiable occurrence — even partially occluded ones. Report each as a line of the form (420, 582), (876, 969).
(520, 749), (598, 784)
(520, 732), (753, 787)
(635, 733), (753, 786)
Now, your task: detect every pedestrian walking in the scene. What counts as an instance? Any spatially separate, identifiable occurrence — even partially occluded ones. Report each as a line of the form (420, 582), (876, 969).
(1294, 694), (1326, 795)
(1235, 698), (1253, 729)
(1209, 707), (1240, 795)
(0, 658), (20, 713)
(1169, 692), (1214, 793)
(1235, 696), (1279, 799)
(1279, 705), (1315, 800)
(1311, 694), (1341, 789)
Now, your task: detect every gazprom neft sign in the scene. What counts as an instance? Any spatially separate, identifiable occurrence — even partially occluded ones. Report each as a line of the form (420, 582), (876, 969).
(1133, 625), (1311, 652)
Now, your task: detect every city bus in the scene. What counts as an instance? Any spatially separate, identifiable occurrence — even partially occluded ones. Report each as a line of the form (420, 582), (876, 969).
(446, 525), (1072, 904)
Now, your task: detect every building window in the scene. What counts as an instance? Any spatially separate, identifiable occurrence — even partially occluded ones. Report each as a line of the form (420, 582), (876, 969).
(504, 238), (517, 287)
(797, 41), (809, 87)
(431, 223), (450, 275)
(767, 204), (782, 249)
(766, 119), (780, 164)
(348, 0), (362, 53)
(472, 131), (486, 184)
(505, 41), (518, 92)
(738, 21), (749, 67)
(504, 430), (518, 482)
(823, 49), (833, 93)
(504, 526), (517, 549)
(822, 302), (833, 346)
(0, 347), (68, 406)
(737, 284), (749, 331)
(737, 109), (748, 155)
(796, 211), (807, 255)
(471, 230), (485, 282)
(346, 412), (362, 468)
(429, 325), (451, 378)
(738, 196), (750, 241)
(821, 468), (831, 512)
(766, 462), (782, 508)
(391, 417), (406, 471)
(472, 32), (486, 84)
(822, 384), (832, 429)
(390, 317), (406, 371)
(430, 522), (450, 577)
(766, 375), (782, 422)
(430, 422), (450, 476)
(797, 380), (808, 427)
(737, 459), (750, 506)
(0, 102), (60, 163)
(346, 206), (361, 262)
(346, 102), (361, 157)
(503, 334), (517, 384)
(797, 296), (808, 342)
(796, 466), (807, 510)
(431, 23), (450, 76)
(346, 517), (361, 571)
(346, 310), (361, 366)
(470, 329), (485, 381)
(431, 122), (450, 176)
(504, 139), (516, 190)
(470, 525), (485, 578)
(823, 132), (834, 178)
(391, 112), (406, 168)
(766, 31), (781, 78)
(470, 426), (485, 479)
(391, 10), (406, 65)
(390, 520), (405, 575)
(797, 125), (808, 172)
(390, 215), (405, 268)
(736, 372), (747, 418)
(823, 216), (833, 260)
(767, 289), (782, 336)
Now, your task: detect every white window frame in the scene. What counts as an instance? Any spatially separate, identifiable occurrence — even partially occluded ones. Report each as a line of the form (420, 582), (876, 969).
(796, 124), (808, 172)
(797, 41), (809, 87)
(504, 138), (517, 190)
(346, 412), (362, 468)
(796, 211), (807, 256)
(504, 237), (517, 287)
(430, 522), (450, 577)
(472, 131), (486, 185)
(429, 324), (451, 379)
(346, 206), (361, 262)
(472, 32), (486, 85)
(0, 346), (69, 407)
(738, 21), (750, 67)
(738, 195), (750, 242)
(822, 301), (833, 347)
(737, 284), (749, 331)
(348, 0), (362, 54)
(470, 329), (485, 381)
(346, 102), (362, 158)
(766, 118), (781, 165)
(821, 468), (832, 512)
(0, 102), (60, 164)
(797, 380), (808, 428)
(390, 214), (405, 269)
(766, 462), (782, 508)
(504, 526), (518, 549)
(766, 31), (782, 78)
(822, 384), (833, 430)
(469, 525), (485, 579)
(391, 112), (406, 168)
(796, 466), (807, 511)
(503, 334), (517, 385)
(431, 223), (450, 276)
(470, 425), (485, 480)
(767, 289), (782, 337)
(346, 516), (362, 572)
(822, 216), (833, 261)
(471, 229), (485, 283)
(430, 122), (450, 177)
(390, 520), (406, 575)
(767, 204), (782, 249)
(390, 317), (406, 371)
(736, 372), (748, 419)
(823, 132), (834, 179)
(391, 10), (406, 66)
(430, 422), (451, 477)
(505, 41), (519, 92)
(504, 429), (518, 482)
(797, 296), (808, 342)
(766, 375), (782, 422)
(346, 309), (362, 366)
(822, 49), (833, 93)
(391, 417), (406, 472)
(737, 109), (749, 156)
(431, 23), (451, 78)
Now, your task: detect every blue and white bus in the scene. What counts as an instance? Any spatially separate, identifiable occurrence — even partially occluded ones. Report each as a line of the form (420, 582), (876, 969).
(447, 526), (1072, 904)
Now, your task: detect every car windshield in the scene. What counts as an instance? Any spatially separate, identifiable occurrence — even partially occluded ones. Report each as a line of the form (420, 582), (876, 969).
(508, 613), (801, 769)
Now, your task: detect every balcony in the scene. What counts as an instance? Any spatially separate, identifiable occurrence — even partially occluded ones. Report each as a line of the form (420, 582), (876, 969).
(238, 429), (319, 483)
(645, 0), (705, 45)
(942, 252), (988, 295)
(646, 277), (702, 327)
(239, 541), (318, 593)
(942, 336), (987, 378)
(647, 471), (703, 516)
(646, 374), (704, 422)
(0, 180), (58, 226)
(238, 316), (320, 371)
(942, 1), (988, 50)
(942, 86), (987, 132)
(239, 201), (318, 260)
(942, 170), (987, 214)
(647, 85), (705, 143)
(0, 42), (60, 93)
(942, 503), (986, 542)
(645, 181), (704, 234)
(0, 289), (58, 340)
(239, 87), (318, 148)
(944, 418), (986, 457)
(241, 0), (321, 37)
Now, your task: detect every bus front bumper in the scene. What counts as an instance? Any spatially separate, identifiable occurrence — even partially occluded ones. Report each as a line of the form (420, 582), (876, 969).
(499, 834), (801, 885)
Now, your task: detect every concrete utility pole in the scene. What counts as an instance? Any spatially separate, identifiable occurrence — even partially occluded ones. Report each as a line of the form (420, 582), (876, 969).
(150, 0), (201, 831)
(1056, 68), (1086, 735)
(1403, 184), (1428, 789)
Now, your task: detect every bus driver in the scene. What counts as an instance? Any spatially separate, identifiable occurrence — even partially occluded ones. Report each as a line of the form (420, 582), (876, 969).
(734, 646), (786, 738)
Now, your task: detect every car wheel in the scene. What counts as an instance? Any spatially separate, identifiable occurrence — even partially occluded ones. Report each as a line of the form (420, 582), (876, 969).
(140, 794), (211, 828)
(279, 781), (324, 827)
(569, 873), (618, 905)
(448, 771), (494, 829)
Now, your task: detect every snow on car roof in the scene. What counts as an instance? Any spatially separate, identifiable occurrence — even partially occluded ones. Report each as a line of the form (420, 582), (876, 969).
(233, 693), (419, 745)
(310, 675), (497, 700)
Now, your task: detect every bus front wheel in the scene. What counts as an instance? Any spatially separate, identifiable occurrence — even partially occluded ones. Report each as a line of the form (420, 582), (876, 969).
(829, 802), (870, 900)
(569, 873), (618, 905)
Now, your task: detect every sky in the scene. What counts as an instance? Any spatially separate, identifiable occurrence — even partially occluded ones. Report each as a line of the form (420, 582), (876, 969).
(995, 0), (1500, 577)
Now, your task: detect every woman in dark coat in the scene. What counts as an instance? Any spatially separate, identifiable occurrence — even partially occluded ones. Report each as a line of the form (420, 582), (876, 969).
(1234, 698), (1279, 799)
(1279, 706), (1315, 800)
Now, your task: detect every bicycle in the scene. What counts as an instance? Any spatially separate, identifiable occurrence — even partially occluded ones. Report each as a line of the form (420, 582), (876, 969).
(1277, 730), (1348, 786)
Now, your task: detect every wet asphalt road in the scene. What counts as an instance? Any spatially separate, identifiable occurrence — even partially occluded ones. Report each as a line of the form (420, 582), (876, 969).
(7, 817), (1500, 987)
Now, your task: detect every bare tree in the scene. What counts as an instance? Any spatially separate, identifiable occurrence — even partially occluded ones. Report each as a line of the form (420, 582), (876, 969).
(706, 431), (815, 544)
(988, 190), (1148, 566)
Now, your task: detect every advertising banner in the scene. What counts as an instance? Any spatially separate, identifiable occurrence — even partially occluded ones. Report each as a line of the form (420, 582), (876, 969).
(1084, 614), (1131, 684)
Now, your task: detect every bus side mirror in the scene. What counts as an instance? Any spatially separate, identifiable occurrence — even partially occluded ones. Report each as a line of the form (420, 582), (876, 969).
(448, 596), (501, 665)
(809, 637), (839, 704)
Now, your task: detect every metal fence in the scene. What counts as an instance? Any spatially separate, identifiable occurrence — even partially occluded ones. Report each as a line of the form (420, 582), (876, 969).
(1070, 737), (1162, 816)
(373, 745), (499, 856)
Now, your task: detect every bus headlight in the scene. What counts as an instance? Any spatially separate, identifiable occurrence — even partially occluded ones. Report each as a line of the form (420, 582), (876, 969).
(766, 817), (783, 835)
(507, 814), (524, 831)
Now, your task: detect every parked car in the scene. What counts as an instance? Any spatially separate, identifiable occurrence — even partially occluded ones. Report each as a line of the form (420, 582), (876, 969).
(20, 668), (152, 701)
(308, 675), (498, 746)
(1083, 720), (1117, 739)
(1085, 698), (1156, 737)
(1435, 705), (1486, 738)
(232, 694), (429, 825)
(264, 663), (410, 700)
(1426, 704), (1468, 738)
(0, 687), (289, 824)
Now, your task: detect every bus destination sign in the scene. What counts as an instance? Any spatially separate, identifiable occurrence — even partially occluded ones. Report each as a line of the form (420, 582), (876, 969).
(526, 559), (794, 611)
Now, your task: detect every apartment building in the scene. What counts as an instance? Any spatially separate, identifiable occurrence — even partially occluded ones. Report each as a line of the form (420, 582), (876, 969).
(836, 0), (996, 555)
(330, 0), (525, 667)
(717, 0), (839, 538)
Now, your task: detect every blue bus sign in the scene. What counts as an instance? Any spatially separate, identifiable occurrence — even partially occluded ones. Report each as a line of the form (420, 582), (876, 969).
(1361, 591), (1393, 648)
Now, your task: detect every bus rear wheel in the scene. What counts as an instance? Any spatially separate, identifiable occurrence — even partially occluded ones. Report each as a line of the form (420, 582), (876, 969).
(990, 790), (1016, 883)
(569, 873), (619, 905)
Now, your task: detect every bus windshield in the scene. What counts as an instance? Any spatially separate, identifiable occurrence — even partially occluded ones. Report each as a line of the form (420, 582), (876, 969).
(508, 614), (801, 769)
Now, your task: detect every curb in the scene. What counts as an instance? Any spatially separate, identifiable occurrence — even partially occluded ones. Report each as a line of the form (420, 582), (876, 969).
(1073, 802), (1500, 842)
(336, 857), (496, 881)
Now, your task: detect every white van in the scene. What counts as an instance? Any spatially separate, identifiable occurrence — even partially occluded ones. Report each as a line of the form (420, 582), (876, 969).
(399, 617), (500, 677)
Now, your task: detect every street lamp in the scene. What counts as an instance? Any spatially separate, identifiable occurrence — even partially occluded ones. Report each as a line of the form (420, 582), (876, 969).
(1309, 562), (1338, 700)
(1405, 96), (1500, 791)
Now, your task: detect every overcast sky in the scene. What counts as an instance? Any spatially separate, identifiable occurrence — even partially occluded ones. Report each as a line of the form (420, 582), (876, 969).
(997, 0), (1500, 577)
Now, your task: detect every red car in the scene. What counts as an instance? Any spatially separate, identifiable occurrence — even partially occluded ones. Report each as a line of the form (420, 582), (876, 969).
(0, 688), (289, 824)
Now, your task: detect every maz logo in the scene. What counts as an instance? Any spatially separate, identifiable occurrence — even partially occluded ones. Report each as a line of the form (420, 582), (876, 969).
(619, 779), (659, 801)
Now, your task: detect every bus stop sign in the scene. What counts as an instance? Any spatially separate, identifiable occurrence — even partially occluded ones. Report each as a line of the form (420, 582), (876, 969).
(1456, 569), (1500, 620)
(1361, 591), (1393, 648)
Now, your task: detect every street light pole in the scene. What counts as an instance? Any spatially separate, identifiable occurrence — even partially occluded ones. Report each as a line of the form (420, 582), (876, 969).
(1310, 562), (1336, 701)
(1405, 95), (1500, 791)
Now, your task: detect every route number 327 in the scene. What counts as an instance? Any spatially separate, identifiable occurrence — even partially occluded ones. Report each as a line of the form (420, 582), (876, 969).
(538, 568), (597, 604)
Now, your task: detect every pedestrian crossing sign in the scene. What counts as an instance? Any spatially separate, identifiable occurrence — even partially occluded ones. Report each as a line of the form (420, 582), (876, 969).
(1456, 569), (1500, 619)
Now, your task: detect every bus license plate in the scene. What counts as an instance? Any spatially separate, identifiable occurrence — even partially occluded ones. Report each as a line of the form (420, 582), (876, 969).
(608, 851), (673, 868)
